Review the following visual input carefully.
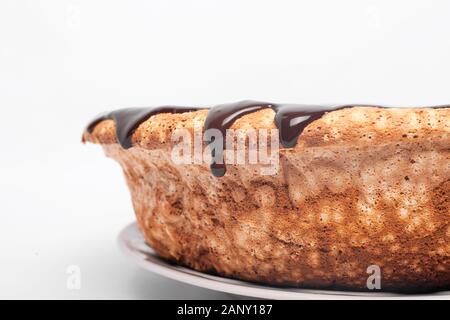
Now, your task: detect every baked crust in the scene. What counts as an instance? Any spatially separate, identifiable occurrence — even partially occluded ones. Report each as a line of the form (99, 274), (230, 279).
(84, 106), (450, 292)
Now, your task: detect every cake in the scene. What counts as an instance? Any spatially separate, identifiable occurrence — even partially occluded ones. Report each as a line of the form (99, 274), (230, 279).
(83, 101), (450, 293)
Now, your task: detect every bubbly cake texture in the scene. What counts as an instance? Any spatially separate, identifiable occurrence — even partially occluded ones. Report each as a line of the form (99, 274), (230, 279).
(83, 103), (450, 292)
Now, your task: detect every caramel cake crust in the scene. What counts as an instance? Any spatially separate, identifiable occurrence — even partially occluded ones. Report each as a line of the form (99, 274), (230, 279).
(83, 102), (450, 292)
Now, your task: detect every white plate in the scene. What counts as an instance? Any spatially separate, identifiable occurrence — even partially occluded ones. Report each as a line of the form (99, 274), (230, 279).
(118, 222), (450, 300)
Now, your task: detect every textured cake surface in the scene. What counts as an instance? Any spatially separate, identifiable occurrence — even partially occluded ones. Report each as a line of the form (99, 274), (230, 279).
(84, 106), (450, 292)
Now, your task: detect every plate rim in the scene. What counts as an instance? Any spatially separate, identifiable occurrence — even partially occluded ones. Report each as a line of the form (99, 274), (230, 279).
(118, 222), (450, 300)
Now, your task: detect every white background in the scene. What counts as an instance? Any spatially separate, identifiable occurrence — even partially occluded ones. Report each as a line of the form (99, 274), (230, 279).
(1, 0), (450, 299)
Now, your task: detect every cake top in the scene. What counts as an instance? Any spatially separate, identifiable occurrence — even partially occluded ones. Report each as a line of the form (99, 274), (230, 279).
(83, 101), (449, 176)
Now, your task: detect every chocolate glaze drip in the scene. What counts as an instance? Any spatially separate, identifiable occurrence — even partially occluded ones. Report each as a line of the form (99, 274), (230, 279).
(86, 101), (449, 177)
(86, 106), (201, 149)
(272, 104), (343, 148)
(204, 101), (273, 177)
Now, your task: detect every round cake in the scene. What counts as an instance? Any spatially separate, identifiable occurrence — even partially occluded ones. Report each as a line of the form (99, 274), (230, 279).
(83, 101), (449, 292)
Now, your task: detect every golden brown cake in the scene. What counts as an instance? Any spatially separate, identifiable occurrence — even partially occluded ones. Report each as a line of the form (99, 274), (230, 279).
(83, 102), (450, 293)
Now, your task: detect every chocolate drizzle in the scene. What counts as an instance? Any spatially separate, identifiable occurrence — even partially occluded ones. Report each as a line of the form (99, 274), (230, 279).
(85, 101), (449, 177)
(86, 106), (200, 149)
(272, 104), (342, 148)
(204, 101), (273, 177)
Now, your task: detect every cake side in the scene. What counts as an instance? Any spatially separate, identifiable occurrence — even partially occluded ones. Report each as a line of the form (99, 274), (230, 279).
(101, 138), (449, 292)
